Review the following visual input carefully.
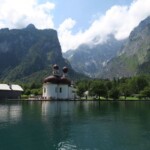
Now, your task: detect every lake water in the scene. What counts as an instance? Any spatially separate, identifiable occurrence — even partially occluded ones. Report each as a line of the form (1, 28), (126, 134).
(0, 100), (150, 150)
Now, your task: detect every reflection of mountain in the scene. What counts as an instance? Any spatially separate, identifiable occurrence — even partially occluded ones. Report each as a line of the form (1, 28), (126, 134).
(0, 104), (22, 123)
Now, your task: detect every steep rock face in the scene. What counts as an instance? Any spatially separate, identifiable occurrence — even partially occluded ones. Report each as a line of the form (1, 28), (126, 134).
(101, 16), (150, 78)
(63, 35), (124, 77)
(138, 49), (150, 74)
(0, 24), (85, 83)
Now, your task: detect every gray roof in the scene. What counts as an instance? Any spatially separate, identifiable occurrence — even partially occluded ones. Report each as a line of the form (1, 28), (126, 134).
(0, 84), (23, 91)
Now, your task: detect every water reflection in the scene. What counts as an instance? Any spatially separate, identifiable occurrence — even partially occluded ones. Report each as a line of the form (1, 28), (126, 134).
(41, 101), (102, 117)
(0, 101), (150, 150)
(41, 101), (78, 117)
(0, 104), (22, 124)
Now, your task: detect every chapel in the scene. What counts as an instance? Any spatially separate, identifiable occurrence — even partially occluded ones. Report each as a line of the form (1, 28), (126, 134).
(43, 64), (76, 100)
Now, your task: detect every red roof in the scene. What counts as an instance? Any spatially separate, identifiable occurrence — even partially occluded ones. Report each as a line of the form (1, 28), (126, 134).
(44, 75), (60, 84)
(44, 75), (71, 85)
(60, 77), (71, 85)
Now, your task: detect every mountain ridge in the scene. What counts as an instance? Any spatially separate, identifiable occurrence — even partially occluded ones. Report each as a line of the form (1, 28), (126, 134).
(63, 35), (125, 77)
(100, 16), (150, 78)
(64, 16), (150, 79)
(0, 25), (86, 83)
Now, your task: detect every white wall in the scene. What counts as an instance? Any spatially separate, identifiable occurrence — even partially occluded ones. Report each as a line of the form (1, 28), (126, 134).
(58, 84), (69, 99)
(43, 83), (58, 99)
(68, 86), (76, 100)
(43, 83), (76, 100)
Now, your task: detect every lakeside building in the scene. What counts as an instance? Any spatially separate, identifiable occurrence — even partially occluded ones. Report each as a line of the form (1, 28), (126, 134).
(43, 64), (76, 100)
(0, 84), (23, 99)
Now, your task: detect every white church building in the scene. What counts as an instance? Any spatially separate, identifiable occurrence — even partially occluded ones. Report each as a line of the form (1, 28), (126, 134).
(42, 64), (76, 100)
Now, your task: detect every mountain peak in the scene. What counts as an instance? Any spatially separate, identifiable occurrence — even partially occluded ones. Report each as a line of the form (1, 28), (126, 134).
(26, 24), (36, 30)
(139, 16), (150, 27)
(131, 16), (150, 35)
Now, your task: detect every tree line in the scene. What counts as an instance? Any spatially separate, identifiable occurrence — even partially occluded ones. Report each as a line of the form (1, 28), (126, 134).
(20, 74), (150, 100)
(76, 75), (150, 100)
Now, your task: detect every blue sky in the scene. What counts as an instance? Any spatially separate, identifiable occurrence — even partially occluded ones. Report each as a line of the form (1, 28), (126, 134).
(0, 0), (150, 51)
(49, 0), (133, 30)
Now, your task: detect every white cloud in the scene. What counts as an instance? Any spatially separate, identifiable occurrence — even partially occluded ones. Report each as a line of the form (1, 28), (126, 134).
(58, 0), (150, 52)
(0, 0), (55, 29)
(0, 0), (150, 52)
(58, 18), (84, 51)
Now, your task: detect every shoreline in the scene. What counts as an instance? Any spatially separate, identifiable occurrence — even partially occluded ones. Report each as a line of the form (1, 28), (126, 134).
(2, 99), (150, 102)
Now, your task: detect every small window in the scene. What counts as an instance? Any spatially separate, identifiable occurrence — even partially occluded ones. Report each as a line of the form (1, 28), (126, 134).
(60, 87), (62, 93)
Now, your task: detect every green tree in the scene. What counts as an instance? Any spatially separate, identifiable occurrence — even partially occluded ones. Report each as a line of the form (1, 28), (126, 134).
(105, 80), (113, 91)
(77, 82), (86, 98)
(24, 89), (31, 95)
(109, 88), (120, 100)
(119, 83), (131, 100)
(129, 76), (148, 94)
(140, 87), (150, 100)
(90, 80), (107, 100)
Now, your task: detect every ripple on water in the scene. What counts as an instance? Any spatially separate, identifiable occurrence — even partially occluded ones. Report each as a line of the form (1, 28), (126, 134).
(57, 140), (77, 150)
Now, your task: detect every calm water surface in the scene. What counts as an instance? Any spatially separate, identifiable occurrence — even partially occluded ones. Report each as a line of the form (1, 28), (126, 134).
(0, 100), (150, 150)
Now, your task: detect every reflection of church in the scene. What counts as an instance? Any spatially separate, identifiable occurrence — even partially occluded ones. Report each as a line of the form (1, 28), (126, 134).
(42, 64), (76, 100)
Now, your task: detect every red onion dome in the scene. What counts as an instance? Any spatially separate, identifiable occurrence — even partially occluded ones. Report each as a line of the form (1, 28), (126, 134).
(44, 75), (60, 84)
(60, 77), (71, 85)
(53, 64), (59, 70)
(62, 66), (68, 73)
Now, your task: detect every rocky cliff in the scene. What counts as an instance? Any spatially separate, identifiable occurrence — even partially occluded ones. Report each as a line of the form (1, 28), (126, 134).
(0, 24), (86, 83)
